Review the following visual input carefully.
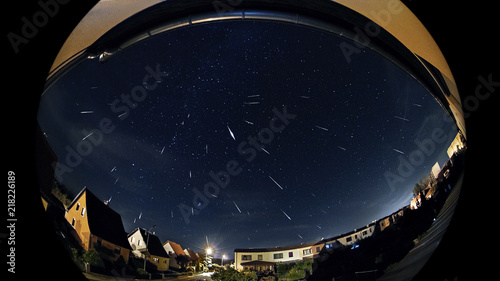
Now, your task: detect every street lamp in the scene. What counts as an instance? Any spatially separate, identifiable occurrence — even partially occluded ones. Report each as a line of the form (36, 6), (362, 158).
(205, 247), (212, 272)
(222, 254), (226, 267)
(143, 225), (157, 271)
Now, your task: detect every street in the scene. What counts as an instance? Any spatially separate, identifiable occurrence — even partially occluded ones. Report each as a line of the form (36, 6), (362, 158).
(83, 272), (213, 281)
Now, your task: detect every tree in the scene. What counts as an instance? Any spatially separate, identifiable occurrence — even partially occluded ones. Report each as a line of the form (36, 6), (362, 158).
(82, 249), (104, 268)
(175, 254), (191, 270)
(212, 267), (257, 281)
(413, 176), (431, 197)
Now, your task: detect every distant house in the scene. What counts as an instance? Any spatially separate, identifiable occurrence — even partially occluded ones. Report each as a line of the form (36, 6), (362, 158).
(163, 240), (187, 269)
(65, 187), (131, 263)
(184, 248), (199, 262)
(235, 223), (376, 272)
(128, 228), (170, 272)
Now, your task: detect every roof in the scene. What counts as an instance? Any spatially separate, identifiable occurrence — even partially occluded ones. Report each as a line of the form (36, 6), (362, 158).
(184, 248), (198, 260)
(164, 240), (186, 256)
(130, 228), (170, 258)
(69, 187), (131, 250)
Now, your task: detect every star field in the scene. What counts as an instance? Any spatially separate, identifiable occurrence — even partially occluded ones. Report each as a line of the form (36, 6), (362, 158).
(37, 20), (458, 256)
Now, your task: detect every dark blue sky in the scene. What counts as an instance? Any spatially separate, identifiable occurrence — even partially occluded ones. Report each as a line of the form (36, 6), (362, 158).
(38, 20), (458, 257)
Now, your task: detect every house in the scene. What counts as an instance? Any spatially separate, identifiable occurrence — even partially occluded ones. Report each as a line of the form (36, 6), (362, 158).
(65, 187), (131, 263)
(163, 240), (187, 269)
(128, 228), (170, 272)
(234, 223), (377, 272)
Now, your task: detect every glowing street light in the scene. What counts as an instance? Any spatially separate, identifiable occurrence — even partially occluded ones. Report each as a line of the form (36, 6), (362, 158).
(205, 247), (213, 272)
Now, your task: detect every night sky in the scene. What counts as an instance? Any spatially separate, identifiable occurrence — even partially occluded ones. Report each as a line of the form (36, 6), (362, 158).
(37, 20), (458, 257)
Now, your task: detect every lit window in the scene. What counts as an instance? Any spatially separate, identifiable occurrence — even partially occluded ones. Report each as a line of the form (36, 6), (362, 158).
(81, 207), (85, 216)
(274, 253), (283, 259)
(71, 218), (75, 226)
(76, 202), (80, 211)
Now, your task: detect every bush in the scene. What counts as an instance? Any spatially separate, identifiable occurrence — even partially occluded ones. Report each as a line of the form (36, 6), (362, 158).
(82, 249), (105, 268)
(212, 267), (257, 281)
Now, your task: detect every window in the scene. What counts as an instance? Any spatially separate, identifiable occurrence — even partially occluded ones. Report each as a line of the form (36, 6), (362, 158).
(362, 230), (367, 236)
(316, 246), (320, 253)
(114, 247), (121, 254)
(138, 240), (142, 246)
(346, 237), (352, 242)
(274, 253), (283, 259)
(131, 237), (135, 243)
(242, 255), (252, 260)
(76, 202), (80, 211)
(289, 252), (293, 257)
(71, 218), (75, 226)
(153, 257), (159, 263)
(258, 255), (263, 261)
(81, 207), (86, 217)
(303, 249), (312, 255)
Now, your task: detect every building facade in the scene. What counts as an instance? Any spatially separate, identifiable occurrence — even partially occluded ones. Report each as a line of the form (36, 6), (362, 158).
(65, 187), (131, 263)
(128, 228), (170, 272)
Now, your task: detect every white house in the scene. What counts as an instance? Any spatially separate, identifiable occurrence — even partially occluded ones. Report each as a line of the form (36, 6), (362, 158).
(234, 223), (376, 272)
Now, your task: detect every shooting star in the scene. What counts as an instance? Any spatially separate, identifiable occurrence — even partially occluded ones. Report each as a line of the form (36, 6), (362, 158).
(233, 201), (242, 213)
(160, 145), (166, 155)
(247, 94), (260, 98)
(338, 146), (346, 151)
(394, 116), (409, 121)
(227, 125), (236, 140)
(205, 144), (208, 154)
(113, 177), (119, 185)
(297, 234), (303, 239)
(82, 132), (94, 141)
(314, 125), (329, 131)
(244, 102), (260, 105)
(244, 120), (254, 125)
(189, 170), (192, 178)
(261, 147), (270, 155)
(110, 166), (117, 172)
(138, 212), (142, 220)
(269, 176), (284, 190)
(413, 103), (422, 107)
(80, 111), (94, 114)
(300, 96), (310, 99)
(392, 148), (405, 155)
(171, 211), (174, 218)
(280, 209), (292, 221)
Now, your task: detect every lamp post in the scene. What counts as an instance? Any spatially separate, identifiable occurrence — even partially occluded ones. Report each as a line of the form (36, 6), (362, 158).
(205, 247), (212, 272)
(143, 225), (157, 271)
(222, 254), (226, 267)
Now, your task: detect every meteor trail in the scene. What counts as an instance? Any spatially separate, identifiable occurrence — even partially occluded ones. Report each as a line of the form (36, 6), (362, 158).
(280, 209), (292, 221)
(233, 201), (242, 213)
(269, 176), (284, 190)
(227, 125), (236, 140)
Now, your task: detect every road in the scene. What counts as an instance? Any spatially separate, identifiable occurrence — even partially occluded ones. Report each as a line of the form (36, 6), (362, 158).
(83, 272), (213, 281)
(168, 272), (214, 281)
(377, 175), (463, 281)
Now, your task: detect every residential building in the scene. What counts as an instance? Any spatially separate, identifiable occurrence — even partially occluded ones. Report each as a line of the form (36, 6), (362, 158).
(128, 228), (170, 272)
(234, 223), (376, 272)
(163, 240), (186, 269)
(65, 187), (131, 263)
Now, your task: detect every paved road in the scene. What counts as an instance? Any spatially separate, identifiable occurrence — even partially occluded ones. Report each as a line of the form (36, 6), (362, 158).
(83, 272), (213, 281)
(377, 175), (463, 281)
